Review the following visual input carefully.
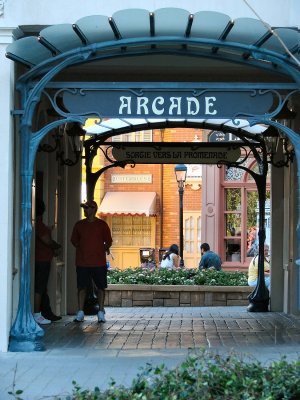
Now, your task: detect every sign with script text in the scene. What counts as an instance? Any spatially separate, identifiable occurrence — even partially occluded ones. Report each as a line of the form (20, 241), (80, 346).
(63, 88), (273, 119)
(110, 143), (241, 164)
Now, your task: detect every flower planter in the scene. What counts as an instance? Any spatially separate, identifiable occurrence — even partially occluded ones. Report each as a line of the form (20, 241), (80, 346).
(104, 284), (253, 307)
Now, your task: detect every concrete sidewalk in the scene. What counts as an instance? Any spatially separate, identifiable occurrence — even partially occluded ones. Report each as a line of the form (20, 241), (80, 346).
(1, 306), (300, 400)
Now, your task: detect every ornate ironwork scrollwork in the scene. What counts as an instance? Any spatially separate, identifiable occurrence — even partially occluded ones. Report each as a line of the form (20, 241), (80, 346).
(38, 122), (86, 167)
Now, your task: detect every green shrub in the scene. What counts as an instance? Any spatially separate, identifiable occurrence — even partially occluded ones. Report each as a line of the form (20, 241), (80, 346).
(69, 351), (300, 399)
(107, 268), (248, 286)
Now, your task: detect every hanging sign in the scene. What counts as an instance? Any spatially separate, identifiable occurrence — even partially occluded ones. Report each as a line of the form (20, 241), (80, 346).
(63, 88), (273, 119)
(111, 143), (241, 164)
(208, 131), (242, 142)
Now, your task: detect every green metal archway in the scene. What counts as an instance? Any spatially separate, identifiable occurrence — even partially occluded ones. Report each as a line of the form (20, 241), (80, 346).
(6, 7), (300, 351)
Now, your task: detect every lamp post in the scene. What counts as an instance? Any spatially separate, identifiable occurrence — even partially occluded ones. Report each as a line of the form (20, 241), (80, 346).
(174, 164), (187, 268)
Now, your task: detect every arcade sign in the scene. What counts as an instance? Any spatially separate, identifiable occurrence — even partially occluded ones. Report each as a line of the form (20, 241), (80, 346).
(111, 143), (241, 164)
(63, 88), (273, 119)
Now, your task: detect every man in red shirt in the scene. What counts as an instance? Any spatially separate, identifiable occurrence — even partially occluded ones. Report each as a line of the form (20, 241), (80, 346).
(71, 200), (112, 323)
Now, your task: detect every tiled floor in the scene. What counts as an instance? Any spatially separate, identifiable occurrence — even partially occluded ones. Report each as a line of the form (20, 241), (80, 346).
(1, 307), (300, 400)
(44, 306), (300, 350)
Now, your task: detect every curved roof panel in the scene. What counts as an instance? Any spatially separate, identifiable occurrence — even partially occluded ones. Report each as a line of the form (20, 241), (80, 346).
(262, 28), (299, 54)
(6, 36), (53, 67)
(153, 8), (190, 36)
(226, 18), (268, 44)
(191, 11), (232, 39)
(74, 15), (116, 43)
(6, 8), (300, 79)
(112, 9), (150, 38)
(39, 24), (84, 54)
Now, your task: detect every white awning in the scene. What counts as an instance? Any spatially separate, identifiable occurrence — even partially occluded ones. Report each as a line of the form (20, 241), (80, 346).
(98, 192), (156, 216)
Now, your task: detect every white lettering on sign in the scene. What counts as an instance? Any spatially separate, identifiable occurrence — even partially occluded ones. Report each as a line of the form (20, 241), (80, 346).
(169, 97), (182, 115)
(119, 96), (131, 114)
(152, 96), (164, 115)
(137, 97), (149, 115)
(187, 97), (200, 115)
(111, 174), (152, 183)
(118, 96), (218, 116)
(205, 97), (217, 115)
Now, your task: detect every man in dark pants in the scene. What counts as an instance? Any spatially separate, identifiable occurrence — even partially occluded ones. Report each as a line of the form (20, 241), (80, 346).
(34, 198), (62, 324)
(71, 200), (112, 323)
(41, 292), (62, 322)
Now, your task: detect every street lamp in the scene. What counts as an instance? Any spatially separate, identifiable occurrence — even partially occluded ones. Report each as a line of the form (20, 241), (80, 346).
(174, 164), (187, 268)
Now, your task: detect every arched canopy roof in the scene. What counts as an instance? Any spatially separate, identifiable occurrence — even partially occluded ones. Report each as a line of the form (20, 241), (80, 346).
(6, 8), (300, 82)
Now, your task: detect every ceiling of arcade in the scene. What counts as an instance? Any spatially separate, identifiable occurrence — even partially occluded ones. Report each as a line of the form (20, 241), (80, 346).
(53, 54), (293, 84)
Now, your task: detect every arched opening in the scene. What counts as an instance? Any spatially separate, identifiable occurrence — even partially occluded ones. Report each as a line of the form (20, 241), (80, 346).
(6, 7), (300, 351)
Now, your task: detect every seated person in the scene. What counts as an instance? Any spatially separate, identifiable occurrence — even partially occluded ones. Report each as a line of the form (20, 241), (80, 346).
(199, 243), (222, 271)
(248, 244), (270, 289)
(160, 244), (180, 269)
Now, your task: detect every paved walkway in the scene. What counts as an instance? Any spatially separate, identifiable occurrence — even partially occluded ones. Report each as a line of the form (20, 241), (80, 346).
(1, 306), (300, 399)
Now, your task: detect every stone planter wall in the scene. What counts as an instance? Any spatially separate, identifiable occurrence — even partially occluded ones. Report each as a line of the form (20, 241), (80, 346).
(104, 284), (253, 307)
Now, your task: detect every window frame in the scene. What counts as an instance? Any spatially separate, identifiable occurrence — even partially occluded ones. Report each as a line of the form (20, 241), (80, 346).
(220, 160), (270, 268)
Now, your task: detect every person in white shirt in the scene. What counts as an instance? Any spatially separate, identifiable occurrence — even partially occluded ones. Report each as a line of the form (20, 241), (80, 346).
(160, 244), (181, 269)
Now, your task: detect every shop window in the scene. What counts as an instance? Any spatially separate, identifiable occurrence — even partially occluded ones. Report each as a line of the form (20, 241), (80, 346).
(222, 160), (270, 265)
(224, 188), (242, 262)
(246, 190), (271, 257)
(184, 215), (195, 253)
(112, 215), (152, 247)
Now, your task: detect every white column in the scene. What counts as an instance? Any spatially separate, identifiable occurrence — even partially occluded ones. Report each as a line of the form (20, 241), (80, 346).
(0, 28), (16, 352)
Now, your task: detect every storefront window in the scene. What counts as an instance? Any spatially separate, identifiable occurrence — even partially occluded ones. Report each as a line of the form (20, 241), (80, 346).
(225, 188), (241, 211)
(246, 190), (271, 257)
(224, 189), (242, 261)
(222, 160), (270, 265)
(112, 215), (152, 246)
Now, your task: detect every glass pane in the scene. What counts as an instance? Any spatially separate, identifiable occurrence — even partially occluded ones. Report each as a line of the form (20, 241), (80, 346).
(225, 238), (241, 261)
(111, 215), (152, 247)
(184, 216), (193, 252)
(247, 191), (259, 230)
(225, 166), (244, 181)
(225, 188), (241, 211)
(197, 217), (201, 248)
(225, 214), (241, 236)
(246, 190), (271, 256)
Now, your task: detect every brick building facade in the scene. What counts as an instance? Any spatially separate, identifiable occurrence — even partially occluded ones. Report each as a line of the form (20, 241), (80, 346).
(94, 127), (204, 269)
(85, 123), (269, 273)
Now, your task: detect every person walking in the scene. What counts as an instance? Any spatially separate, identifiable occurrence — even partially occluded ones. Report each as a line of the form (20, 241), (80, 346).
(199, 243), (222, 271)
(34, 198), (61, 325)
(248, 244), (270, 289)
(160, 244), (181, 269)
(71, 200), (112, 323)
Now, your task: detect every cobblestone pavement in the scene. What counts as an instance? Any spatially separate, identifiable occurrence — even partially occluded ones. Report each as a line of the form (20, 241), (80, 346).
(1, 306), (300, 400)
(44, 306), (300, 350)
